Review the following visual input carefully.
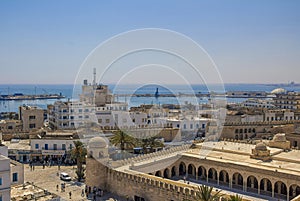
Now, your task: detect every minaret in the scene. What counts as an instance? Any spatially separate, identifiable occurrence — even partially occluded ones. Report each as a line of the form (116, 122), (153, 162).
(155, 87), (159, 98)
(93, 68), (96, 86)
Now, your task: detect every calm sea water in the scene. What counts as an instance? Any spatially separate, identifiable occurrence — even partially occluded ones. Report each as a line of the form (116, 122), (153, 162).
(1, 84), (300, 113)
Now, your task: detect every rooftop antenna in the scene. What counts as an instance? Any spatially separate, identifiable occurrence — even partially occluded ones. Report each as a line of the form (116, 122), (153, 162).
(93, 68), (96, 86)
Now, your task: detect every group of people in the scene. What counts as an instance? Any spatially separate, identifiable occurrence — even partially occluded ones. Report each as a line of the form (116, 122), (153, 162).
(85, 185), (104, 201)
(29, 160), (35, 171)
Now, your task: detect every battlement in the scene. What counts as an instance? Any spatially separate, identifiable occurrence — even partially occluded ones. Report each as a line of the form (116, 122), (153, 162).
(224, 120), (300, 126)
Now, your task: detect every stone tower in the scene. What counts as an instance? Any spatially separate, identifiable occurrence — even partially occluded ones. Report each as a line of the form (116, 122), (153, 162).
(86, 137), (110, 190)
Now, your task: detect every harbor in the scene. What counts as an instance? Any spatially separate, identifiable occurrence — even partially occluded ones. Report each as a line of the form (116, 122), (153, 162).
(0, 93), (65, 101)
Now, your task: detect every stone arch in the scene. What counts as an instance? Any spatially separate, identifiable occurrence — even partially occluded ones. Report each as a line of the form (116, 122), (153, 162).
(274, 181), (287, 199)
(163, 168), (170, 179)
(197, 166), (207, 181)
(155, 171), (161, 177)
(247, 175), (258, 193)
(219, 170), (229, 187)
(171, 166), (176, 178)
(260, 178), (272, 196)
(289, 184), (300, 199)
(208, 168), (218, 184)
(179, 162), (186, 176)
(232, 172), (243, 190)
(187, 164), (196, 179)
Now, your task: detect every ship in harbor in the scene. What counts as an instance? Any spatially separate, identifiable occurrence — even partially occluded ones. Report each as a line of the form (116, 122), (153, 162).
(0, 93), (65, 101)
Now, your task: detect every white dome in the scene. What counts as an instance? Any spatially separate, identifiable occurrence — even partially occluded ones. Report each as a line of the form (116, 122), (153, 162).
(88, 137), (107, 149)
(271, 88), (287, 94)
(273, 133), (286, 142)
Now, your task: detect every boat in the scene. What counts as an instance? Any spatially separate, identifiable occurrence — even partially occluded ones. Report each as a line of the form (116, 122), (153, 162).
(0, 93), (65, 101)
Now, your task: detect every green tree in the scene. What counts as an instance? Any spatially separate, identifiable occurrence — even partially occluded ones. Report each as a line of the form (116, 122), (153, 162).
(71, 141), (87, 182)
(193, 185), (222, 201)
(110, 130), (136, 151)
(228, 194), (243, 201)
(140, 137), (164, 153)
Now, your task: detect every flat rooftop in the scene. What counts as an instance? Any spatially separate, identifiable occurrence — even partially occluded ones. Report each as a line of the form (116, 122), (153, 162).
(183, 141), (300, 176)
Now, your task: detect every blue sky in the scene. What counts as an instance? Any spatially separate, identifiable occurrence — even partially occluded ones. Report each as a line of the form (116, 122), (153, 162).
(0, 0), (300, 84)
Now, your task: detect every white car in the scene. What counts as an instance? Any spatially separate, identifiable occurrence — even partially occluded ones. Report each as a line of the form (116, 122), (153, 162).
(60, 172), (71, 181)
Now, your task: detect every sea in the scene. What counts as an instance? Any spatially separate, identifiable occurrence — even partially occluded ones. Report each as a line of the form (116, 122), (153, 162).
(1, 84), (300, 113)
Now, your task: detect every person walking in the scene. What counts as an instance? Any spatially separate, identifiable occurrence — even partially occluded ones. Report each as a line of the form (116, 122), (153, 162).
(69, 191), (72, 199)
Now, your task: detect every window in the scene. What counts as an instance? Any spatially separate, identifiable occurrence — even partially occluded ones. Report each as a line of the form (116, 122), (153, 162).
(29, 124), (36, 128)
(69, 144), (73, 150)
(29, 115), (36, 120)
(12, 173), (18, 182)
(0, 177), (2, 185)
(190, 124), (193, 129)
(202, 124), (205, 129)
(53, 144), (57, 150)
(70, 116), (74, 120)
(106, 119), (110, 123)
(35, 144), (39, 149)
(0, 194), (2, 201)
(98, 119), (102, 123)
(62, 144), (66, 150)
(45, 144), (48, 150)
(85, 115), (89, 119)
(78, 109), (83, 113)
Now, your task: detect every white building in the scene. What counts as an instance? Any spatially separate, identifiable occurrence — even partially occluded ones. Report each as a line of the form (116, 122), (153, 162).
(0, 154), (10, 201)
(48, 101), (97, 129)
(0, 135), (24, 201)
(166, 116), (209, 134)
(30, 132), (79, 162)
(241, 98), (275, 109)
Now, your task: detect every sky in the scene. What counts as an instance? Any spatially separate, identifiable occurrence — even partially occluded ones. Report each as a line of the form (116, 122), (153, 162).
(0, 0), (300, 84)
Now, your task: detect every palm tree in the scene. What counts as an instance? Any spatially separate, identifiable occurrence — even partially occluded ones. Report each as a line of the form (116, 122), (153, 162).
(140, 137), (164, 153)
(193, 185), (222, 201)
(228, 194), (243, 201)
(110, 130), (136, 151)
(71, 141), (87, 182)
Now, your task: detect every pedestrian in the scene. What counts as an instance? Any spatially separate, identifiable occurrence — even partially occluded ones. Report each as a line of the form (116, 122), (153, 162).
(81, 189), (85, 197)
(69, 191), (72, 199)
(56, 184), (59, 191)
(33, 164), (35, 171)
(93, 194), (96, 201)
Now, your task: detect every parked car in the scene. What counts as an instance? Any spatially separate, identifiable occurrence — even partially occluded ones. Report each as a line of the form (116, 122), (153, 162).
(60, 172), (71, 181)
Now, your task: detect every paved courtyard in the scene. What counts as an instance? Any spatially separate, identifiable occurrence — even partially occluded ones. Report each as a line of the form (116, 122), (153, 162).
(24, 164), (127, 201)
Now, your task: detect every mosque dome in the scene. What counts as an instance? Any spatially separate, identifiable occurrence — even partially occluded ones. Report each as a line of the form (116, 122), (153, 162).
(255, 142), (267, 151)
(273, 133), (287, 142)
(88, 137), (107, 149)
(271, 88), (287, 94)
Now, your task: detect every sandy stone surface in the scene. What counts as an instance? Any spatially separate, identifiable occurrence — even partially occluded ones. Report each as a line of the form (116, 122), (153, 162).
(24, 164), (126, 201)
